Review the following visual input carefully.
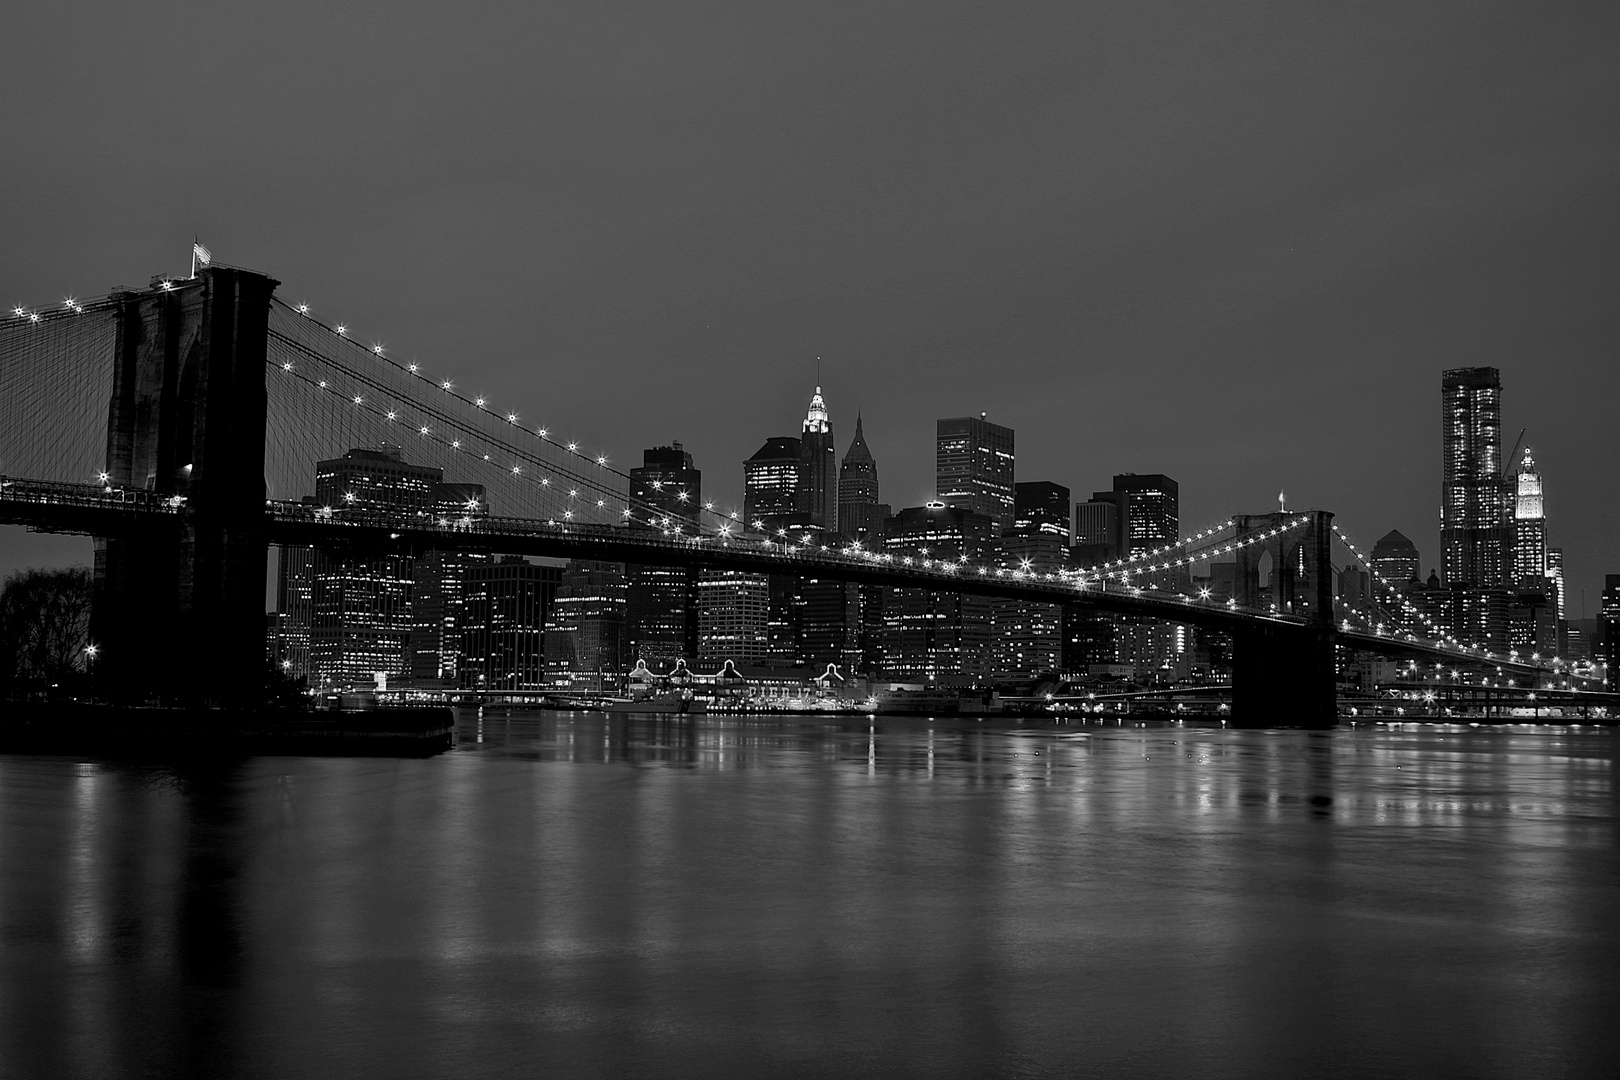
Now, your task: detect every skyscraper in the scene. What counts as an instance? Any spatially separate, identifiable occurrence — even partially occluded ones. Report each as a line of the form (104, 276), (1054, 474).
(459, 557), (561, 691)
(936, 414), (1015, 532)
(1084, 474), (1179, 557)
(626, 443), (702, 667)
(1602, 575), (1620, 691)
(544, 560), (626, 691)
(305, 446), (445, 689)
(837, 413), (887, 541)
(882, 502), (997, 679)
(744, 436), (800, 532)
(992, 482), (1072, 676)
(797, 387), (837, 533)
(1511, 448), (1547, 591)
(697, 570), (770, 663)
(1441, 367), (1510, 588)
(1370, 530), (1422, 591)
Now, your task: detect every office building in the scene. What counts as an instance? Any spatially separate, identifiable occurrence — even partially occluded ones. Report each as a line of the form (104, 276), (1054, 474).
(882, 503), (996, 679)
(744, 436), (801, 532)
(1013, 481), (1071, 541)
(936, 414), (1015, 531)
(1369, 530), (1421, 592)
(988, 482), (1071, 676)
(1072, 499), (1119, 568)
(459, 557), (561, 691)
(1602, 576), (1620, 691)
(1441, 367), (1510, 588)
(1511, 449), (1548, 591)
(544, 560), (626, 691)
(626, 444), (702, 666)
(698, 570), (771, 663)
(303, 447), (444, 689)
(837, 414), (888, 541)
(797, 387), (837, 532)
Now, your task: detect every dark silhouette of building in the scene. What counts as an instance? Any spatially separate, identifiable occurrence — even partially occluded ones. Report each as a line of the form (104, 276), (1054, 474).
(1370, 530), (1421, 592)
(936, 414), (1015, 532)
(626, 443), (701, 667)
(459, 557), (561, 691)
(1013, 481), (1071, 540)
(837, 413), (888, 541)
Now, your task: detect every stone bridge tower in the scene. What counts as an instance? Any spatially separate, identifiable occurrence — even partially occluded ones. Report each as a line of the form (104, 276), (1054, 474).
(1229, 509), (1338, 728)
(91, 267), (279, 704)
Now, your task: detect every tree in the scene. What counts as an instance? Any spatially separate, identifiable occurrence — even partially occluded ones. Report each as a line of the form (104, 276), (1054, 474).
(0, 567), (93, 684)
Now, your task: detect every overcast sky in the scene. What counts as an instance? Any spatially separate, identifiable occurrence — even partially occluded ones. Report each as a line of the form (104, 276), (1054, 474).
(3, 1), (1617, 610)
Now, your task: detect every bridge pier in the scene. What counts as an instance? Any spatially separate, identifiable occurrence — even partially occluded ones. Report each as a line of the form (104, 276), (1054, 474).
(1230, 624), (1337, 728)
(1228, 509), (1338, 728)
(92, 268), (279, 704)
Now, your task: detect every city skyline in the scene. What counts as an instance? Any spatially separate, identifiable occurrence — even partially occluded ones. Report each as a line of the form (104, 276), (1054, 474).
(2, 4), (1616, 611)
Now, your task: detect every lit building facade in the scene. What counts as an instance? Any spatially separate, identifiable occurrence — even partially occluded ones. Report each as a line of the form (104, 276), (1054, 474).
(303, 446), (445, 689)
(459, 557), (561, 691)
(1441, 367), (1510, 588)
(698, 570), (771, 663)
(1512, 449), (1547, 591)
(881, 503), (996, 680)
(936, 414), (1015, 532)
(797, 387), (837, 532)
(626, 443), (702, 666)
(744, 436), (801, 532)
(544, 560), (626, 691)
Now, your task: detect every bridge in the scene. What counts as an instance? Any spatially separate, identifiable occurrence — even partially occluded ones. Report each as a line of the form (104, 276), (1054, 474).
(0, 264), (1574, 727)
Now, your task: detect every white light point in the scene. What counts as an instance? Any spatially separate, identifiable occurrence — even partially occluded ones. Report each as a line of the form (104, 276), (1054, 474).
(386, 411), (397, 421)
(476, 398), (486, 408)
(567, 443), (578, 452)
(451, 440), (461, 449)
(335, 325), (347, 336)
(373, 344), (385, 355)
(596, 456), (606, 465)
(296, 303), (309, 315)
(318, 380), (327, 388)
(507, 414), (518, 424)
(408, 363), (419, 373)
(282, 362), (293, 372)
(441, 381), (452, 391)
(353, 396), (363, 405)
(418, 426), (430, 436)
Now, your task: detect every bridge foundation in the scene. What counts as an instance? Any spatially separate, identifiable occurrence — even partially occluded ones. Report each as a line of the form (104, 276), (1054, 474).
(91, 267), (279, 704)
(1229, 509), (1338, 728)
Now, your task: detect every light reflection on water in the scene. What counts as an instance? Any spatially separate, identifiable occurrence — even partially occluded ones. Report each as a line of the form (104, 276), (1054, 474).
(2, 711), (1618, 1079)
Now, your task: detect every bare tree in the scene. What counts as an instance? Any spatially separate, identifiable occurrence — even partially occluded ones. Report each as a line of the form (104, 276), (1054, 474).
(0, 567), (93, 684)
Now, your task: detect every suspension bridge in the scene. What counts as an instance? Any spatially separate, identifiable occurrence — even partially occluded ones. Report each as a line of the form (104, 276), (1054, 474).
(0, 264), (1586, 726)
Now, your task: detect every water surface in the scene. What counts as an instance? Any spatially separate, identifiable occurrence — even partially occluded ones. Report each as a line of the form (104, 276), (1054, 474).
(3, 712), (1618, 1078)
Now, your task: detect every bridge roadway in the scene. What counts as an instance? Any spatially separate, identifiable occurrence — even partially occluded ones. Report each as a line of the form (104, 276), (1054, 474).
(0, 476), (1554, 680)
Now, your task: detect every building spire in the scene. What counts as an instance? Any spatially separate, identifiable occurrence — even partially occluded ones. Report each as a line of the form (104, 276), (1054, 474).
(804, 385), (829, 434)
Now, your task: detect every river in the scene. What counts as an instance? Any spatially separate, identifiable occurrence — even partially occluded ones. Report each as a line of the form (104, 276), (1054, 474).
(2, 711), (1617, 1078)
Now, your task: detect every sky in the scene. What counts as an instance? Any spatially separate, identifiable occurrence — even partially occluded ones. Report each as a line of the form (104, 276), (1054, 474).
(2, 1), (1618, 612)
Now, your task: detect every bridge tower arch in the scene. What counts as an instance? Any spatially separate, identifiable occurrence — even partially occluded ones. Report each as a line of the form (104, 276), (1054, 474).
(1229, 510), (1337, 728)
(91, 267), (279, 703)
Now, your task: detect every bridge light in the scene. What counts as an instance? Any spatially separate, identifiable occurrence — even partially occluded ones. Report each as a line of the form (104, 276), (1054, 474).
(353, 396), (363, 405)
(538, 428), (547, 438)
(29, 312), (39, 322)
(597, 500), (604, 508)
(475, 397), (486, 407)
(97, 471), (110, 483)
(296, 302), (309, 314)
(507, 414), (518, 424)
(567, 442), (578, 452)
(540, 478), (549, 486)
(597, 456), (607, 465)
(386, 410), (397, 421)
(84, 644), (99, 660)
(344, 492), (356, 503)
(512, 465), (521, 475)
(569, 489), (577, 498)
(318, 380), (327, 388)
(335, 324), (347, 336)
(451, 440), (461, 449)
(621, 508), (632, 518)
(408, 363), (418, 373)
(419, 426), (430, 436)
(282, 362), (294, 372)
(372, 343), (385, 355)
